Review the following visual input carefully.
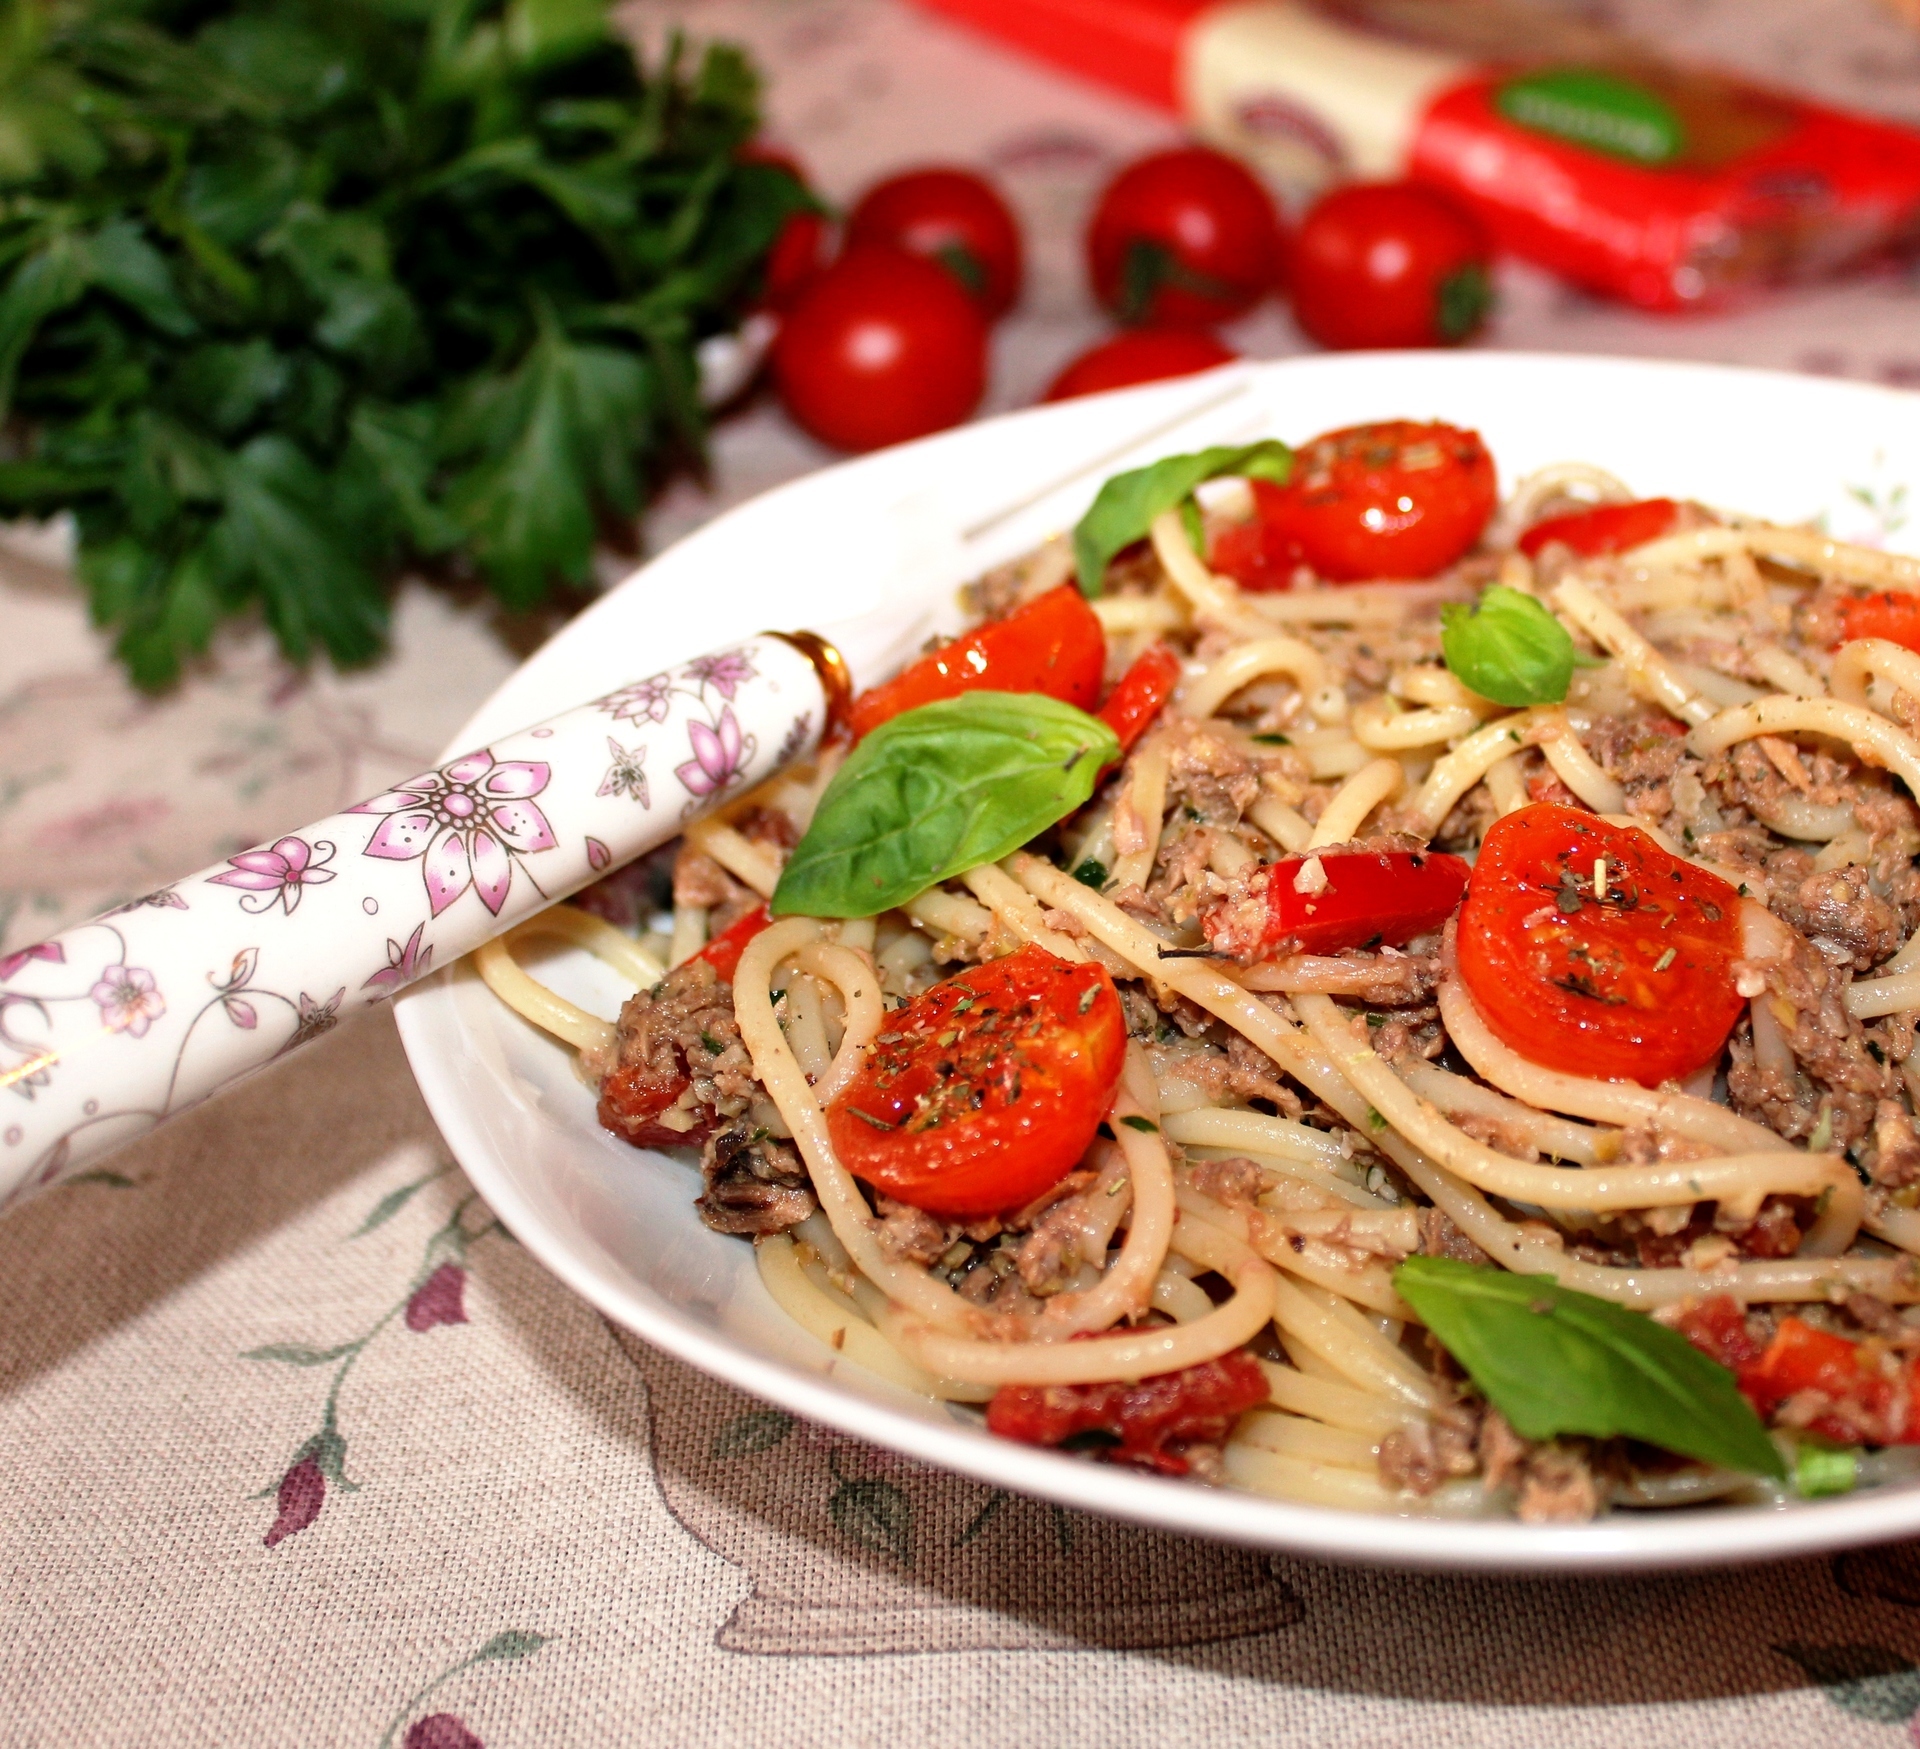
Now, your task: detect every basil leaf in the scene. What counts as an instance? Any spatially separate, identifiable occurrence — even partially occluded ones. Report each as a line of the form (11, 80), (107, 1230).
(1393, 1257), (1786, 1480)
(1440, 584), (1584, 706)
(772, 692), (1121, 919)
(1072, 439), (1292, 596)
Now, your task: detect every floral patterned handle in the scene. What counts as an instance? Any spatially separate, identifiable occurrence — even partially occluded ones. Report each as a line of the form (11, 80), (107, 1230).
(0, 635), (840, 1209)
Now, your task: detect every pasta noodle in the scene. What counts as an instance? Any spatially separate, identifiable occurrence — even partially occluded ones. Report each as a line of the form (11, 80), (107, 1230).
(475, 447), (1920, 1526)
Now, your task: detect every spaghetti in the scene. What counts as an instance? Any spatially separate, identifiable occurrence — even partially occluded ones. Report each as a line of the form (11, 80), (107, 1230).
(478, 429), (1920, 1523)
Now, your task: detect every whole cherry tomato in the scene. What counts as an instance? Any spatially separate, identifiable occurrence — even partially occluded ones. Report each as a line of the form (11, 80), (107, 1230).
(1087, 146), (1283, 328)
(825, 945), (1127, 1218)
(1456, 804), (1746, 1088)
(740, 146), (830, 311)
(771, 245), (988, 452)
(1518, 498), (1680, 559)
(1211, 420), (1497, 585)
(1288, 181), (1493, 351)
(847, 584), (1107, 739)
(845, 166), (1024, 318)
(1043, 328), (1238, 402)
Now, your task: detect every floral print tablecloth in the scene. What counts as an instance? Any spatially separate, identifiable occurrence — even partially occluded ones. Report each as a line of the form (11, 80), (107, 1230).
(11, 1), (1920, 1743)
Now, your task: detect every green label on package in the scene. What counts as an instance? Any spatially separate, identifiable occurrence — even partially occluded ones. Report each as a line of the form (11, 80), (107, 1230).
(1496, 68), (1686, 166)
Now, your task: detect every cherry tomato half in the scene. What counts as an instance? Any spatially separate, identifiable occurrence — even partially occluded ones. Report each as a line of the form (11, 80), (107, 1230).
(1043, 329), (1238, 402)
(987, 1351), (1270, 1474)
(771, 245), (988, 452)
(1207, 476), (1299, 592)
(825, 944), (1127, 1218)
(1201, 847), (1470, 959)
(846, 166), (1024, 318)
(847, 584), (1106, 739)
(1087, 146), (1283, 328)
(1456, 804), (1745, 1088)
(1097, 642), (1183, 760)
(1214, 420), (1497, 584)
(1518, 498), (1679, 559)
(1289, 181), (1492, 351)
(1834, 591), (1920, 654)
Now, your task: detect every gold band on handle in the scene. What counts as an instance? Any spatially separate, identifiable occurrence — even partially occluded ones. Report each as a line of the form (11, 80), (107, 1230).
(766, 629), (854, 743)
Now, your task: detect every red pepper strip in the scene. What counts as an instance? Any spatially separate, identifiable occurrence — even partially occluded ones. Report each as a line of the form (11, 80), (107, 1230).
(695, 902), (772, 982)
(847, 584), (1107, 740)
(1678, 1298), (1920, 1447)
(1202, 848), (1471, 959)
(1518, 497), (1679, 559)
(1098, 642), (1182, 760)
(986, 1351), (1269, 1475)
(1835, 591), (1920, 654)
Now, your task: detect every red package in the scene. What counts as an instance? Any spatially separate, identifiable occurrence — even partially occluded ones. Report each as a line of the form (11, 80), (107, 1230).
(914, 0), (1920, 310)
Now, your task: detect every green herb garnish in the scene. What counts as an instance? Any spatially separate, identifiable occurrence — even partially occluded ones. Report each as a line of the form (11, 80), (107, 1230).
(771, 692), (1120, 919)
(1071, 440), (1291, 595)
(0, 0), (805, 686)
(1394, 1257), (1786, 1480)
(1793, 1438), (1860, 1499)
(1440, 585), (1591, 707)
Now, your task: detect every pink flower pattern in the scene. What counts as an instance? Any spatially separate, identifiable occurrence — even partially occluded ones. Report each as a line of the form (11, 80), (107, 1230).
(598, 673), (673, 725)
(596, 737), (650, 806)
(685, 650), (756, 700)
(676, 707), (753, 802)
(89, 964), (165, 1037)
(208, 836), (337, 915)
(351, 751), (554, 918)
(363, 923), (433, 996)
(406, 1264), (469, 1331)
(0, 942), (63, 982)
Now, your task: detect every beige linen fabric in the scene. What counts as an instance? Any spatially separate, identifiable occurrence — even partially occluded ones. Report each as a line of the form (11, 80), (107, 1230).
(10, 1), (1920, 1742)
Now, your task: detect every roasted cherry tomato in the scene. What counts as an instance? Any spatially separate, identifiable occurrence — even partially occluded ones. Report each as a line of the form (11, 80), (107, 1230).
(771, 245), (988, 452)
(987, 1350), (1270, 1475)
(1208, 476), (1300, 592)
(1679, 1297), (1920, 1446)
(596, 907), (774, 1148)
(845, 166), (1023, 318)
(1097, 642), (1183, 759)
(825, 944), (1126, 1218)
(1834, 591), (1920, 654)
(694, 903), (772, 983)
(1518, 497), (1680, 559)
(1223, 420), (1497, 584)
(847, 584), (1106, 739)
(1043, 328), (1238, 402)
(1456, 804), (1745, 1088)
(741, 145), (830, 311)
(1288, 181), (1492, 351)
(1201, 847), (1470, 960)
(1087, 146), (1283, 328)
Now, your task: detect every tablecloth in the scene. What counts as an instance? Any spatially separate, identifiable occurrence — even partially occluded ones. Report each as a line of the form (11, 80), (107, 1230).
(10, 1), (1920, 1743)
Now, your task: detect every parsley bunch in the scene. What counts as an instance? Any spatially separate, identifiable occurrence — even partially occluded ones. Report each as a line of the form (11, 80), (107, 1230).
(0, 0), (803, 685)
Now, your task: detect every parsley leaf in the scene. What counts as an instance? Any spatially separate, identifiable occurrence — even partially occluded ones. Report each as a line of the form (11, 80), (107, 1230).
(0, 0), (806, 686)
(1072, 439), (1291, 596)
(1440, 584), (1590, 707)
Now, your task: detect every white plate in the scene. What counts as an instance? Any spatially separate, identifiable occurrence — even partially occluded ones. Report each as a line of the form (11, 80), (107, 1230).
(396, 352), (1920, 1572)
